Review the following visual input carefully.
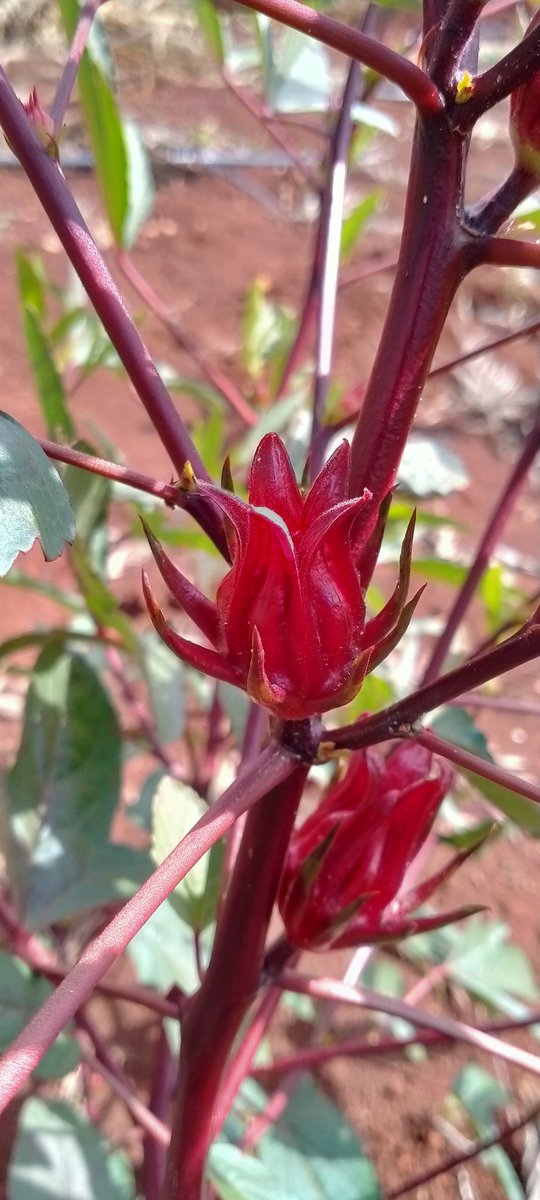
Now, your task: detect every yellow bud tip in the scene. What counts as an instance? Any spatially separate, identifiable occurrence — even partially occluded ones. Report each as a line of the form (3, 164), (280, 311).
(455, 71), (474, 104)
(178, 461), (196, 492)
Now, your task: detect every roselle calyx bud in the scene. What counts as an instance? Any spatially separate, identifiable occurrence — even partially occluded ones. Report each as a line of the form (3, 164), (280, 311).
(510, 13), (540, 178)
(22, 88), (58, 159)
(278, 743), (484, 950)
(142, 434), (423, 720)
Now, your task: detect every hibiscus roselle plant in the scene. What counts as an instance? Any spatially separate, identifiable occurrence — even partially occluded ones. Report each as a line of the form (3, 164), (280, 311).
(3, 0), (540, 1197)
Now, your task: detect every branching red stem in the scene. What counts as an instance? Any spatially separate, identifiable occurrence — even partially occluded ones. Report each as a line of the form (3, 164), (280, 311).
(327, 623), (540, 749)
(235, 0), (443, 114)
(415, 727), (540, 804)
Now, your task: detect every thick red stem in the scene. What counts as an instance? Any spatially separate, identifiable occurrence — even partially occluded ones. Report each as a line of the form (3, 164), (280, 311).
(164, 763), (309, 1200)
(349, 114), (471, 510)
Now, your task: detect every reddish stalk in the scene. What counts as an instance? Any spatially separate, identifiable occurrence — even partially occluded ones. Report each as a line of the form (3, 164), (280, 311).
(415, 727), (540, 803)
(452, 693), (540, 718)
(163, 756), (310, 1200)
(235, 0), (443, 114)
(0, 743), (297, 1112)
(0, 68), (228, 555)
(224, 73), (320, 191)
(255, 1008), (540, 1076)
(327, 622), (540, 750)
(212, 987), (284, 1135)
(349, 112), (472, 511)
(421, 407), (540, 683)
(143, 1027), (176, 1198)
(80, 1048), (171, 1148)
(50, 0), (104, 136)
(116, 249), (257, 428)
(277, 972), (540, 1077)
(481, 235), (540, 270)
(428, 314), (540, 380)
(386, 1097), (540, 1199)
(39, 438), (185, 506)
(450, 24), (540, 128)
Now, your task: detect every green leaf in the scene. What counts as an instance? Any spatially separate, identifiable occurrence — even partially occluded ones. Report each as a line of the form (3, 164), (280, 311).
(20, 307), (73, 440)
(256, 1077), (381, 1200)
(411, 558), (467, 586)
(263, 26), (331, 113)
(209, 1144), (292, 1200)
(17, 250), (74, 440)
(9, 1097), (136, 1200)
(463, 768), (540, 835)
(242, 279), (295, 383)
(151, 775), (224, 930)
(191, 0), (225, 63)
(0, 950), (80, 1079)
(407, 916), (538, 1019)
(6, 645), (125, 926)
(398, 434), (468, 497)
(0, 413), (75, 575)
(16, 250), (46, 318)
(58, 0), (154, 247)
(340, 191), (382, 263)
(431, 708), (540, 834)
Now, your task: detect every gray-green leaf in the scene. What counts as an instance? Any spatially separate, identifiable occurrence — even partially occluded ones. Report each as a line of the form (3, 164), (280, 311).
(0, 413), (75, 575)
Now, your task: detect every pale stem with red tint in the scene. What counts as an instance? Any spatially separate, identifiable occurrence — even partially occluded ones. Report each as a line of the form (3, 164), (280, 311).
(0, 744), (297, 1113)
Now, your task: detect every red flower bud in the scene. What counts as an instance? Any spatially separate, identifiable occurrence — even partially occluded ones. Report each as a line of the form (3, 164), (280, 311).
(22, 88), (58, 159)
(142, 435), (423, 719)
(278, 743), (481, 949)
(510, 13), (540, 177)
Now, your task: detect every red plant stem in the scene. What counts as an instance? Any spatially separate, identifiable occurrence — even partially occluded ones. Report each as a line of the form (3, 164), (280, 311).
(326, 623), (540, 749)
(428, 314), (540, 380)
(338, 252), (397, 291)
(235, 0), (443, 114)
(105, 644), (186, 779)
(116, 249), (257, 428)
(452, 693), (540, 718)
(163, 762), (309, 1200)
(451, 24), (540, 128)
(348, 112), (471, 511)
(427, 0), (484, 89)
(143, 1026), (176, 1197)
(50, 0), (103, 135)
(310, 59), (360, 479)
(386, 1098), (540, 1199)
(422, 407), (540, 683)
(0, 743), (297, 1112)
(467, 164), (536, 236)
(224, 74), (320, 191)
(415, 727), (540, 803)
(481, 235), (540, 270)
(38, 438), (184, 505)
(243, 1071), (302, 1149)
(253, 1009), (540, 1076)
(0, 888), (182, 1021)
(212, 986), (284, 1136)
(81, 1047), (171, 1148)
(0, 69), (228, 556)
(277, 973), (540, 1077)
